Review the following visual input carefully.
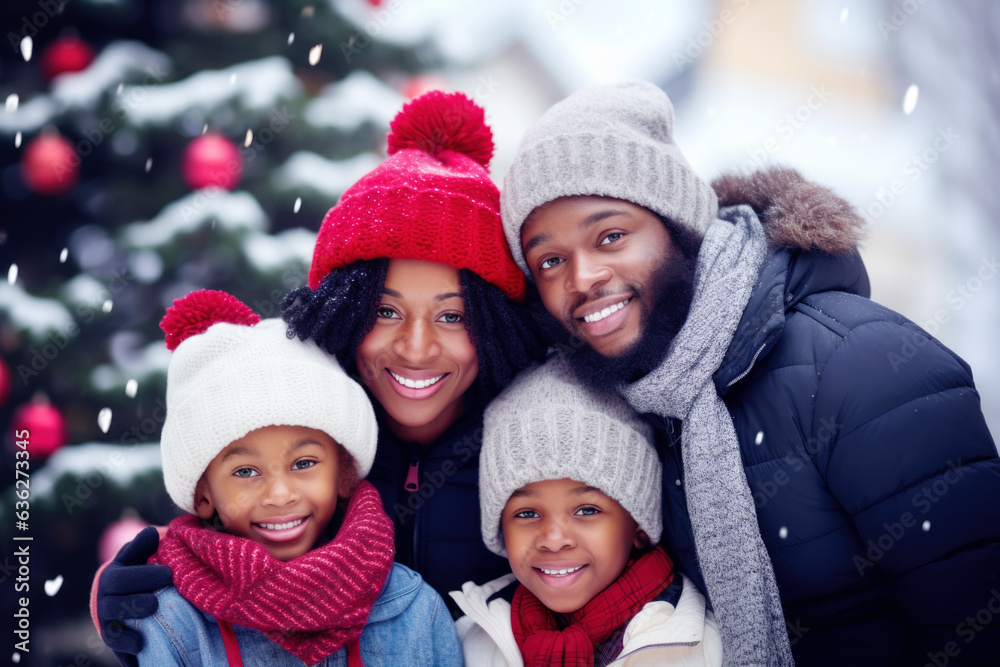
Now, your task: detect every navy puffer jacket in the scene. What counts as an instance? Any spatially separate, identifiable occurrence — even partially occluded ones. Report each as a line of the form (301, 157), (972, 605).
(657, 169), (1000, 666)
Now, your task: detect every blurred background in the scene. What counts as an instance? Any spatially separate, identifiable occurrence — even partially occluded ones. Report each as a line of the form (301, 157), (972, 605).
(1, 0), (998, 664)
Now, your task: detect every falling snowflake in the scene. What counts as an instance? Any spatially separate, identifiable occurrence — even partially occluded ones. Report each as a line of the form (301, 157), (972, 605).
(21, 36), (32, 62)
(903, 85), (919, 115)
(5, 94), (18, 113)
(15, 131), (22, 148)
(309, 44), (323, 66)
(779, 527), (788, 539)
(230, 72), (237, 86)
(102, 299), (113, 313)
(59, 248), (68, 263)
(755, 431), (764, 445)
(244, 129), (253, 147)
(288, 32), (295, 45)
(7, 264), (17, 285)
(98, 408), (113, 434)
(922, 521), (931, 532)
(294, 196), (302, 213)
(125, 379), (138, 398)
(840, 7), (849, 22)
(145, 157), (153, 173)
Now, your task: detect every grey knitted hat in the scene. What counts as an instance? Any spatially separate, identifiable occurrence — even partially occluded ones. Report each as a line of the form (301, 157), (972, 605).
(501, 80), (719, 276)
(480, 354), (662, 557)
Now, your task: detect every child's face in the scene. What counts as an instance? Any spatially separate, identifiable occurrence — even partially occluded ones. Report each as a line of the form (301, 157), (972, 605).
(501, 478), (647, 614)
(195, 425), (345, 561)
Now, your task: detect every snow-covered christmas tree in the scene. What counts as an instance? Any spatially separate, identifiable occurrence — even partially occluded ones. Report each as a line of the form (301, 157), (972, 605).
(1, 1), (447, 662)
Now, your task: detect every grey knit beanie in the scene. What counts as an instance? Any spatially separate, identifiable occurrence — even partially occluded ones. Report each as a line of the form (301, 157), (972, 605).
(480, 354), (662, 557)
(501, 80), (719, 276)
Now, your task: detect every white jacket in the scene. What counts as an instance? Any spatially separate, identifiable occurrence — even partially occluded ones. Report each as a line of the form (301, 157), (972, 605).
(450, 574), (723, 667)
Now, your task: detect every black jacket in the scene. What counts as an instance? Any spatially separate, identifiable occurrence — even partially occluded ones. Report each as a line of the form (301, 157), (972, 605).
(657, 169), (1000, 666)
(367, 410), (511, 614)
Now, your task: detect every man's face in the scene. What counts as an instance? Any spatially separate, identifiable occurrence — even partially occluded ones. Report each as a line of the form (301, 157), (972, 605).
(521, 196), (674, 357)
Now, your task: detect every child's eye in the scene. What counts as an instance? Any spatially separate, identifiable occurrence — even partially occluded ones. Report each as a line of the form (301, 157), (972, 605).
(233, 467), (259, 478)
(539, 257), (564, 270)
(293, 459), (316, 470)
(575, 506), (601, 516)
(437, 312), (463, 324)
(599, 232), (624, 246)
(376, 306), (399, 319)
(514, 510), (539, 519)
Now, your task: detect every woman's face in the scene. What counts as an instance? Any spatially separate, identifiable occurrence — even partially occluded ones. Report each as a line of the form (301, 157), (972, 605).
(355, 259), (479, 444)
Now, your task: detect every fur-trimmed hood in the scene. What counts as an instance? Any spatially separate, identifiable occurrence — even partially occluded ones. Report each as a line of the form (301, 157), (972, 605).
(712, 167), (866, 255)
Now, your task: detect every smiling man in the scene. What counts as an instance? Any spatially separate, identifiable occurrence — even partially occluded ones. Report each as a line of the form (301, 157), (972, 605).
(500, 81), (1000, 666)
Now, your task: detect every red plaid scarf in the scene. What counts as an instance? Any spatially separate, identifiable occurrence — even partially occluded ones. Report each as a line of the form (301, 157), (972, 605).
(150, 481), (394, 667)
(511, 546), (675, 667)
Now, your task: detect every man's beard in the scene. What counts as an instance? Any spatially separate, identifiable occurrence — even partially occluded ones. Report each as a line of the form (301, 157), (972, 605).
(565, 251), (696, 392)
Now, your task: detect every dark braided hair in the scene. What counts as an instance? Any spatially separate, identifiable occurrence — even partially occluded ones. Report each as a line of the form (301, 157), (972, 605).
(282, 259), (547, 413)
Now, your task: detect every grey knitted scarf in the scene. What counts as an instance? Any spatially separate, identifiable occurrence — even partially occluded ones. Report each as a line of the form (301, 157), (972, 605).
(620, 205), (795, 666)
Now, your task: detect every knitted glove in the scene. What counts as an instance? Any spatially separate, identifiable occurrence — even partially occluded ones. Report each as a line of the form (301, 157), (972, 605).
(96, 527), (173, 667)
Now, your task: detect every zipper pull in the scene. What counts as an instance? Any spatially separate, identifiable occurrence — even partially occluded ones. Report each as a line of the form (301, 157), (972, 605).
(404, 444), (419, 492)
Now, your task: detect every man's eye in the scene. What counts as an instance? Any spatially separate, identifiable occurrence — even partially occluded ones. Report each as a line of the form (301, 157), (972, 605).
(539, 257), (564, 270)
(233, 468), (258, 478)
(376, 306), (398, 319)
(438, 312), (463, 324)
(599, 232), (623, 246)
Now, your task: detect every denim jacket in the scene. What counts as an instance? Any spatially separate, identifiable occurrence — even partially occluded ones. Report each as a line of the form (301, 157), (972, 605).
(130, 563), (462, 666)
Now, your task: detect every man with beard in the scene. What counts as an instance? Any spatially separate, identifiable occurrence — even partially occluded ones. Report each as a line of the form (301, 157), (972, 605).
(500, 81), (1000, 666)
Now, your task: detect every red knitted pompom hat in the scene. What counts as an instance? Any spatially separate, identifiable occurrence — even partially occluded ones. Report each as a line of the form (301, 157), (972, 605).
(308, 90), (526, 301)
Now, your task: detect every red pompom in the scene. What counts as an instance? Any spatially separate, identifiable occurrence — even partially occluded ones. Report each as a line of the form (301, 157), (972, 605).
(387, 91), (493, 169)
(160, 290), (260, 351)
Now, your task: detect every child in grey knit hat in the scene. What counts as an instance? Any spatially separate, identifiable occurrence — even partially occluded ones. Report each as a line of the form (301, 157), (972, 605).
(450, 354), (721, 667)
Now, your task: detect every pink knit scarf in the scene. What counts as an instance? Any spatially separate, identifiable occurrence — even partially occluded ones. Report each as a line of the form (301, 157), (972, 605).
(150, 481), (394, 666)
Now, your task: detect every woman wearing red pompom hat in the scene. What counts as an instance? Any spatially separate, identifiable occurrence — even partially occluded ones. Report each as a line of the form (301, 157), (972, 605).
(95, 90), (550, 661)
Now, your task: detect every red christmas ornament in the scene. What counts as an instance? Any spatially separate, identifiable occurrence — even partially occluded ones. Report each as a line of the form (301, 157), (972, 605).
(22, 134), (79, 195)
(181, 134), (242, 190)
(0, 356), (11, 407)
(401, 75), (448, 100)
(12, 396), (67, 459)
(40, 36), (96, 81)
(98, 516), (151, 563)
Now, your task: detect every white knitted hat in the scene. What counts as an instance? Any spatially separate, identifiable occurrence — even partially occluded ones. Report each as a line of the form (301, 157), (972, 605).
(159, 290), (378, 514)
(480, 354), (662, 556)
(501, 80), (719, 276)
